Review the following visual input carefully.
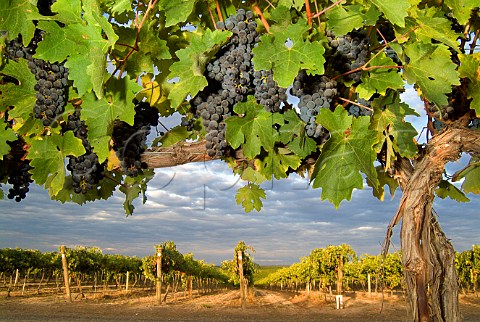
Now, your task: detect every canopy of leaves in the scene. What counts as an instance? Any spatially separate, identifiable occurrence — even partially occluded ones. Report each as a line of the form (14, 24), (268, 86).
(0, 0), (479, 216)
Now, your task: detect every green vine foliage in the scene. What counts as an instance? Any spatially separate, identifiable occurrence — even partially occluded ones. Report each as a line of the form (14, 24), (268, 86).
(0, 0), (479, 214)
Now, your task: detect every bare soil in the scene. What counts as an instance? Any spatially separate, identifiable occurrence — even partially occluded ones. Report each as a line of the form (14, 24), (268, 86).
(1, 288), (480, 321)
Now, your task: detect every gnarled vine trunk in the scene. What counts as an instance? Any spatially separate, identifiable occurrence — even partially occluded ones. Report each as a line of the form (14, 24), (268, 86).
(385, 125), (480, 322)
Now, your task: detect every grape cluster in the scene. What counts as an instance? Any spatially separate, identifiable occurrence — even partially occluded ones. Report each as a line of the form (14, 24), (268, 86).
(112, 101), (159, 177)
(253, 70), (287, 112)
(63, 110), (105, 194)
(4, 28), (44, 62)
(2, 140), (33, 202)
(30, 59), (69, 126)
(347, 98), (372, 117)
(192, 92), (230, 157)
(7, 160), (33, 202)
(180, 116), (195, 131)
(4, 28), (68, 127)
(327, 31), (369, 82)
(193, 9), (260, 157)
(291, 71), (336, 140)
(0, 114), (33, 202)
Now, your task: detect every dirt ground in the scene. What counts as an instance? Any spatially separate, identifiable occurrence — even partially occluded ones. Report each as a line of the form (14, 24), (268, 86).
(1, 288), (480, 321)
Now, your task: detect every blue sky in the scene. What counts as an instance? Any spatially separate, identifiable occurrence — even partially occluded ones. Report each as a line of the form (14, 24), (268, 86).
(1, 88), (479, 266)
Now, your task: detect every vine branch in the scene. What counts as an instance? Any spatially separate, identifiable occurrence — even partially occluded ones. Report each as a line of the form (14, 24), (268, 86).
(253, 4), (270, 33)
(310, 0), (344, 19)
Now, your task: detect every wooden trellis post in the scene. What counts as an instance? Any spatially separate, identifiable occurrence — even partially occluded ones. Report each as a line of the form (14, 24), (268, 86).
(156, 247), (162, 304)
(60, 246), (72, 302)
(237, 250), (246, 309)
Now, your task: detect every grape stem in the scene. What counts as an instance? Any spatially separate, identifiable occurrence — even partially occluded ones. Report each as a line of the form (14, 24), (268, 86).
(206, 1), (218, 29)
(376, 27), (388, 45)
(310, 0), (344, 19)
(253, 4), (270, 33)
(312, 0), (321, 25)
(157, 120), (170, 132)
(304, 0), (312, 25)
(338, 97), (373, 112)
(214, 0), (224, 22)
(263, 0), (276, 9)
(470, 28), (479, 54)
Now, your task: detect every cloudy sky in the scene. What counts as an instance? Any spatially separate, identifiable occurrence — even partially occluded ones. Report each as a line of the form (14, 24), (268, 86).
(1, 88), (479, 266)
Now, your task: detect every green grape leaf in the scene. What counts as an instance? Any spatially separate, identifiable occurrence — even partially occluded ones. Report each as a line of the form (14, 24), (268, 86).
(444, 0), (479, 25)
(121, 182), (141, 215)
(35, 21), (78, 63)
(453, 159), (480, 194)
(51, 0), (83, 24)
(0, 0), (36, 43)
(403, 42), (460, 106)
(65, 55), (94, 97)
(158, 126), (192, 147)
(371, 93), (418, 163)
(370, 0), (410, 27)
(363, 4), (382, 25)
(435, 180), (470, 202)
(459, 53), (480, 116)
(0, 60), (36, 120)
(139, 21), (172, 61)
(270, 5), (293, 29)
(235, 183), (266, 213)
(160, 0), (198, 27)
(36, 4), (119, 99)
(224, 98), (283, 158)
(467, 82), (480, 116)
(326, 5), (365, 35)
(413, 7), (461, 51)
(458, 53), (479, 80)
(277, 0), (304, 11)
(82, 77), (141, 163)
(367, 166), (399, 201)
(279, 110), (317, 158)
(120, 169), (154, 215)
(0, 121), (17, 159)
(110, 0), (131, 14)
(83, 0), (118, 48)
(252, 19), (325, 87)
(259, 147), (302, 180)
(357, 52), (404, 99)
(312, 106), (378, 208)
(168, 29), (231, 110)
(240, 167), (268, 185)
(28, 131), (86, 196)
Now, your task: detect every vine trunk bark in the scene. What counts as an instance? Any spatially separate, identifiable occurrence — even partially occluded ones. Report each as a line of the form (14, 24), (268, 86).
(386, 125), (480, 322)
